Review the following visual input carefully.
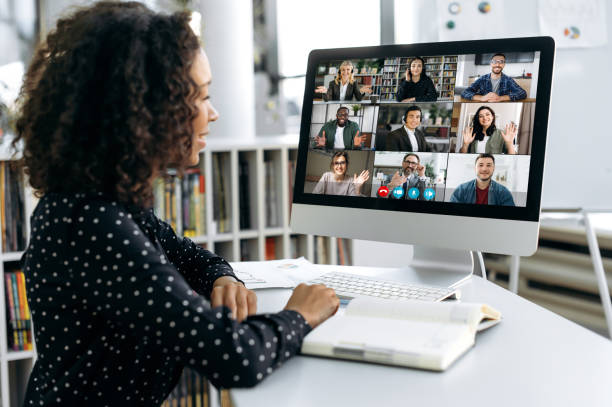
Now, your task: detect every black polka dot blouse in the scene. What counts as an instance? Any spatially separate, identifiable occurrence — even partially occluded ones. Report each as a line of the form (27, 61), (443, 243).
(22, 193), (311, 406)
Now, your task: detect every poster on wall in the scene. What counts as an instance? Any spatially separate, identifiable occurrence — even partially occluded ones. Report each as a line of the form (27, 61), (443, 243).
(436, 0), (507, 41)
(538, 0), (607, 48)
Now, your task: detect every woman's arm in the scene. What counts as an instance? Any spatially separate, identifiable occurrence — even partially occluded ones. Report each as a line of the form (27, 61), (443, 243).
(148, 211), (239, 299)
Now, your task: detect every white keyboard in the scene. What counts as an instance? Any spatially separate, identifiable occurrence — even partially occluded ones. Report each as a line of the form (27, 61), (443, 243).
(308, 272), (459, 302)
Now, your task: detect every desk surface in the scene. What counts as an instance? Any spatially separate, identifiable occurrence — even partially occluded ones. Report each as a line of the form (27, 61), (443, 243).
(231, 265), (612, 407)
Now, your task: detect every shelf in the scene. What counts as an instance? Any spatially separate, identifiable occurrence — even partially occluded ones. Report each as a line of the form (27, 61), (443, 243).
(238, 230), (259, 239)
(3, 350), (34, 362)
(1, 251), (24, 262)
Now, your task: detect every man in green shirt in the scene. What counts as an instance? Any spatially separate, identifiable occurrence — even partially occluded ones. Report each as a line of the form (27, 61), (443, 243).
(313, 107), (366, 150)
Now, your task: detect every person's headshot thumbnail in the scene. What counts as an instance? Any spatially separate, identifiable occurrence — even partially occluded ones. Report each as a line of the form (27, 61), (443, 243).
(448, 154), (515, 206)
(314, 60), (372, 101)
(312, 106), (366, 150)
(461, 53), (527, 102)
(305, 150), (373, 196)
(396, 57), (438, 102)
(453, 102), (535, 155)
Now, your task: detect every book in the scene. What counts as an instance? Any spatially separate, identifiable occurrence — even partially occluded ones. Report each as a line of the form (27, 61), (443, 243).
(301, 297), (501, 371)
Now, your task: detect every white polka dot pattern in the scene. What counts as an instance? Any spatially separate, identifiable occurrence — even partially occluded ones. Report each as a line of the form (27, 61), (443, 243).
(23, 193), (311, 405)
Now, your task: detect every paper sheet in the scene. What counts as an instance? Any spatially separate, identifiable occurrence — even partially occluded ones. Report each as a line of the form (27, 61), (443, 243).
(230, 257), (323, 290)
(538, 0), (607, 48)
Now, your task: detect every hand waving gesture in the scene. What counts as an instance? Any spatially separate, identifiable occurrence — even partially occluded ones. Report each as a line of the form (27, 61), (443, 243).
(501, 122), (518, 154)
(460, 125), (475, 153)
(315, 130), (327, 148)
(353, 131), (367, 148)
(388, 171), (408, 190)
(353, 169), (370, 195)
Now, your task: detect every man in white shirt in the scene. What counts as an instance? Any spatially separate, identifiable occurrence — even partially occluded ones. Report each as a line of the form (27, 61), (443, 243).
(385, 106), (430, 152)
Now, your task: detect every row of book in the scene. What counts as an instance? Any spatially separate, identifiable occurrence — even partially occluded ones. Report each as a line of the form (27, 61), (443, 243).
(153, 168), (206, 237)
(4, 271), (33, 351)
(162, 367), (209, 407)
(0, 161), (27, 252)
(313, 237), (353, 265)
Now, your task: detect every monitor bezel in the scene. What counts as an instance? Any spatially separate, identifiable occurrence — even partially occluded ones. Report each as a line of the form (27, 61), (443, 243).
(293, 36), (555, 222)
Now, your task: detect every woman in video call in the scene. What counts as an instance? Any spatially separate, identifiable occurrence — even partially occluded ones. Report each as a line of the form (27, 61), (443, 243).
(312, 152), (370, 196)
(396, 56), (438, 102)
(14, 2), (339, 405)
(315, 60), (372, 101)
(460, 105), (518, 154)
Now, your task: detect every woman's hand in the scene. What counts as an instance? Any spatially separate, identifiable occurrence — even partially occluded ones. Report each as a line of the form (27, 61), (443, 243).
(360, 85), (372, 94)
(460, 125), (475, 153)
(284, 283), (339, 328)
(353, 169), (370, 195)
(501, 122), (518, 154)
(401, 97), (416, 102)
(211, 276), (257, 322)
(315, 85), (327, 94)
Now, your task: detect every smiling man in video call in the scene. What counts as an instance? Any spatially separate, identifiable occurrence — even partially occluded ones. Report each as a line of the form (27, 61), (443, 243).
(313, 106), (366, 150)
(461, 53), (527, 102)
(385, 106), (430, 152)
(450, 153), (515, 206)
(387, 153), (429, 199)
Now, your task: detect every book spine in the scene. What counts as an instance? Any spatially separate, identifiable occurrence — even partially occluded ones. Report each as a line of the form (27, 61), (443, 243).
(5, 273), (17, 350)
(10, 273), (23, 350)
(17, 271), (32, 350)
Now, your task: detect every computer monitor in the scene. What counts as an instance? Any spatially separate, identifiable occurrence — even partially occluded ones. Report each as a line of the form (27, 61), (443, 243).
(291, 37), (555, 258)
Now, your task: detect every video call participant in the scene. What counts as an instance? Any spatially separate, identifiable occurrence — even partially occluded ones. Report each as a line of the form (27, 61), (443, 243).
(450, 154), (515, 206)
(315, 60), (372, 101)
(312, 151), (370, 196)
(14, 2), (340, 404)
(461, 53), (527, 102)
(387, 153), (429, 199)
(313, 106), (366, 150)
(385, 106), (430, 152)
(396, 57), (438, 102)
(460, 106), (517, 154)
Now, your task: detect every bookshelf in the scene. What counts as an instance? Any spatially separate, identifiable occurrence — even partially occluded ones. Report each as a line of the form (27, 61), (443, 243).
(380, 56), (458, 101)
(0, 159), (36, 407)
(0, 135), (354, 406)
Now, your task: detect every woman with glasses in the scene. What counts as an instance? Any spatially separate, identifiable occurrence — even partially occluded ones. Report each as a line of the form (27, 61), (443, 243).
(312, 151), (369, 196)
(396, 57), (438, 102)
(315, 60), (372, 101)
(460, 105), (517, 154)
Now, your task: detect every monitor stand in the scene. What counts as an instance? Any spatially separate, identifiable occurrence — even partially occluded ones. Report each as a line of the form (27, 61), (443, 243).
(352, 241), (484, 289)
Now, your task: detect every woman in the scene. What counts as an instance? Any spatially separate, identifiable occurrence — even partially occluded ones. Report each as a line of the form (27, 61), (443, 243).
(395, 57), (437, 102)
(312, 152), (370, 196)
(315, 60), (372, 101)
(14, 2), (339, 405)
(460, 106), (517, 154)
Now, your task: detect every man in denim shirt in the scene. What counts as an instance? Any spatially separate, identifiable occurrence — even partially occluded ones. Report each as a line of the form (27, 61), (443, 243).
(450, 153), (515, 206)
(461, 53), (527, 102)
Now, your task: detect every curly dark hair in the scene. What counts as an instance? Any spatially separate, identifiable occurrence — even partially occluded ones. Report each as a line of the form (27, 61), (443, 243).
(471, 105), (497, 142)
(14, 1), (201, 208)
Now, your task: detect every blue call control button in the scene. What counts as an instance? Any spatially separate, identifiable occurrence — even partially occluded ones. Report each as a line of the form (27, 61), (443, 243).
(392, 187), (404, 199)
(408, 188), (420, 199)
(424, 188), (435, 201)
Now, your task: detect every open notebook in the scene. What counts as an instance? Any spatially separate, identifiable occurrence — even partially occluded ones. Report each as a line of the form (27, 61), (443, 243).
(301, 297), (501, 371)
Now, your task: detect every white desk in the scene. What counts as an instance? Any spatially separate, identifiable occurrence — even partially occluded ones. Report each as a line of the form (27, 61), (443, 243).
(231, 265), (612, 407)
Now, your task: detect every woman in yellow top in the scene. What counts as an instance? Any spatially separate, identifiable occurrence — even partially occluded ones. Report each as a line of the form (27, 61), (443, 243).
(315, 60), (372, 101)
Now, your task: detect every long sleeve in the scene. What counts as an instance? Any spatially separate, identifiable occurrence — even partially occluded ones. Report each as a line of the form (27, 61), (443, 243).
(312, 173), (328, 194)
(504, 77), (527, 101)
(24, 194), (313, 406)
(461, 76), (486, 100)
(351, 83), (364, 101)
(396, 79), (408, 102)
(147, 212), (237, 299)
(415, 77), (438, 102)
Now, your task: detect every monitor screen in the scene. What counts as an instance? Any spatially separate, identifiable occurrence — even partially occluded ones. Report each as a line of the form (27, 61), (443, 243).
(293, 38), (554, 224)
